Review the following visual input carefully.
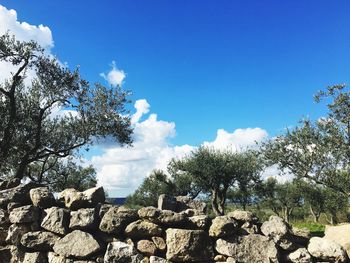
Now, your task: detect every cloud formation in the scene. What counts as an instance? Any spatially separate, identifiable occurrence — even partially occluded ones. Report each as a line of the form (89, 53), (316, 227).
(100, 61), (126, 87)
(92, 99), (270, 196)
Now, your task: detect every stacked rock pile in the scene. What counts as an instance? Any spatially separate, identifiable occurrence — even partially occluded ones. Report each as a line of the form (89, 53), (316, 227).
(0, 181), (348, 263)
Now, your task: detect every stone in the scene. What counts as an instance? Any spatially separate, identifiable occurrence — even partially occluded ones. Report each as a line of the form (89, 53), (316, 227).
(0, 227), (7, 244)
(99, 206), (138, 234)
(137, 239), (157, 256)
(125, 220), (163, 238)
(227, 210), (256, 222)
(166, 228), (213, 262)
(149, 256), (168, 263)
(83, 186), (105, 206)
(158, 194), (177, 211)
(21, 231), (60, 251)
(152, 236), (166, 252)
(41, 207), (70, 235)
(214, 254), (226, 261)
(308, 237), (349, 263)
(48, 252), (73, 263)
(209, 216), (238, 238)
(288, 248), (312, 263)
(188, 215), (211, 230)
(0, 178), (21, 190)
(97, 203), (114, 218)
(175, 196), (207, 214)
(69, 208), (96, 230)
(53, 230), (100, 259)
(0, 182), (42, 208)
(58, 187), (105, 210)
(324, 224), (350, 258)
(104, 241), (144, 263)
(239, 221), (259, 235)
(215, 234), (279, 263)
(0, 245), (25, 263)
(30, 187), (56, 208)
(0, 208), (8, 225)
(6, 223), (31, 245)
(23, 252), (48, 263)
(9, 205), (39, 223)
(138, 207), (187, 226)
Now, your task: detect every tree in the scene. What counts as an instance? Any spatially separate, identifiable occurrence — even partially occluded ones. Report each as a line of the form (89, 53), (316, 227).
(0, 34), (132, 180)
(170, 147), (262, 216)
(323, 187), (348, 225)
(261, 85), (350, 195)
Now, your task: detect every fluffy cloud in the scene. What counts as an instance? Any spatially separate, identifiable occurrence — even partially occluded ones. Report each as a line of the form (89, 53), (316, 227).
(100, 61), (126, 87)
(92, 99), (270, 197)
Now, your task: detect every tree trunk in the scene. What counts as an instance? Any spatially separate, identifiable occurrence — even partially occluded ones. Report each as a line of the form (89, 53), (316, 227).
(310, 206), (320, 223)
(211, 189), (223, 216)
(284, 207), (290, 223)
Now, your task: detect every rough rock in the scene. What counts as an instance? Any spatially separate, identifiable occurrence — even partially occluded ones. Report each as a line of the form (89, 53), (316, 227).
(308, 237), (349, 263)
(69, 208), (96, 230)
(188, 215), (211, 230)
(23, 252), (48, 263)
(209, 216), (238, 238)
(48, 252), (73, 263)
(41, 207), (70, 235)
(158, 195), (178, 211)
(125, 219), (163, 238)
(227, 210), (256, 222)
(0, 208), (8, 225)
(215, 234), (279, 263)
(99, 206), (138, 234)
(150, 256), (168, 263)
(138, 207), (187, 226)
(103, 241), (143, 263)
(175, 196), (207, 214)
(214, 254), (226, 261)
(58, 187), (105, 210)
(0, 245), (25, 263)
(137, 239), (157, 256)
(6, 223), (31, 245)
(152, 236), (166, 252)
(30, 187), (56, 208)
(21, 231), (59, 251)
(288, 248), (312, 263)
(0, 182), (41, 208)
(324, 224), (350, 257)
(53, 230), (100, 259)
(9, 205), (39, 223)
(166, 228), (213, 262)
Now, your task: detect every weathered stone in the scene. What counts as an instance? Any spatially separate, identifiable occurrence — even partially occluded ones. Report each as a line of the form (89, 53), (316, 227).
(288, 248), (312, 263)
(7, 202), (22, 211)
(104, 241), (144, 262)
(41, 207), (70, 235)
(308, 237), (349, 263)
(97, 203), (114, 219)
(175, 196), (207, 214)
(238, 221), (259, 235)
(58, 187), (105, 210)
(99, 206), (138, 234)
(209, 216), (238, 238)
(137, 239), (157, 256)
(0, 208), (8, 225)
(53, 230), (100, 259)
(6, 223), (31, 244)
(0, 182), (42, 208)
(9, 205), (39, 223)
(21, 231), (60, 251)
(215, 234), (279, 263)
(30, 187), (56, 208)
(166, 228), (213, 262)
(188, 215), (211, 230)
(23, 252), (48, 263)
(125, 220), (163, 238)
(158, 194), (177, 211)
(138, 207), (186, 226)
(324, 224), (350, 258)
(152, 236), (166, 252)
(227, 210), (256, 222)
(214, 254), (226, 261)
(0, 227), (7, 244)
(48, 252), (73, 263)
(69, 208), (96, 230)
(149, 256), (168, 263)
(0, 245), (25, 263)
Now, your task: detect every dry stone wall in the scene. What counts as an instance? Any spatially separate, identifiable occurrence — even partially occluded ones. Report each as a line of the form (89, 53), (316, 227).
(0, 182), (348, 263)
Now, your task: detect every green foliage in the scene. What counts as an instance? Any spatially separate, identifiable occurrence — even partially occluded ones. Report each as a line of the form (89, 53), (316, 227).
(292, 222), (325, 237)
(0, 33), (133, 181)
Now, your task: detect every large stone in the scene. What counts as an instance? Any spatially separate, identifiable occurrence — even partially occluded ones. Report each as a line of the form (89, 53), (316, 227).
(227, 210), (257, 223)
(41, 207), (70, 235)
(175, 196), (207, 214)
(30, 187), (56, 208)
(209, 216), (238, 238)
(125, 219), (163, 238)
(308, 237), (349, 263)
(152, 236), (166, 252)
(23, 252), (48, 263)
(215, 234), (279, 263)
(69, 208), (96, 230)
(6, 223), (31, 245)
(99, 206), (138, 234)
(21, 231), (60, 251)
(137, 239), (157, 256)
(0, 182), (42, 208)
(0, 208), (8, 225)
(288, 248), (312, 263)
(58, 187), (105, 210)
(0, 245), (25, 263)
(48, 252), (73, 263)
(166, 228), (213, 262)
(53, 230), (100, 259)
(150, 256), (168, 263)
(9, 205), (39, 223)
(188, 215), (211, 230)
(104, 241), (143, 263)
(324, 224), (350, 258)
(138, 206), (187, 226)
(158, 194), (178, 211)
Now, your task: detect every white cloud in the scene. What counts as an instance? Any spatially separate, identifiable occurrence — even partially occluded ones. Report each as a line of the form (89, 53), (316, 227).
(100, 61), (126, 87)
(92, 99), (270, 197)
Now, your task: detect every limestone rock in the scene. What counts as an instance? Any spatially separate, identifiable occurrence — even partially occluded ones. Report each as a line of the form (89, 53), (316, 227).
(21, 231), (59, 251)
(138, 206), (187, 226)
(47, 252), (73, 263)
(175, 196), (207, 214)
(23, 252), (48, 263)
(152, 236), (166, 252)
(6, 223), (31, 245)
(30, 187), (56, 208)
(9, 205), (39, 223)
(324, 224), (350, 258)
(209, 216), (238, 238)
(0, 182), (42, 208)
(158, 194), (177, 211)
(288, 248), (312, 263)
(166, 228), (213, 262)
(215, 234), (279, 263)
(41, 207), (70, 235)
(137, 239), (157, 256)
(99, 206), (138, 234)
(104, 241), (144, 263)
(188, 215), (211, 230)
(214, 254), (226, 261)
(308, 237), (349, 263)
(0, 208), (8, 225)
(58, 187), (105, 210)
(227, 210), (257, 222)
(125, 220), (163, 238)
(69, 208), (96, 230)
(149, 256), (168, 263)
(53, 230), (100, 259)
(0, 245), (25, 263)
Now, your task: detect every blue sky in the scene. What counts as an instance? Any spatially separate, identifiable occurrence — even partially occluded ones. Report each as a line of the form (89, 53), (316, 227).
(1, 1), (350, 195)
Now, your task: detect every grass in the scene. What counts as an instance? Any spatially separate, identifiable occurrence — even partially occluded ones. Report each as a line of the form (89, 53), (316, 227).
(292, 222), (325, 237)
